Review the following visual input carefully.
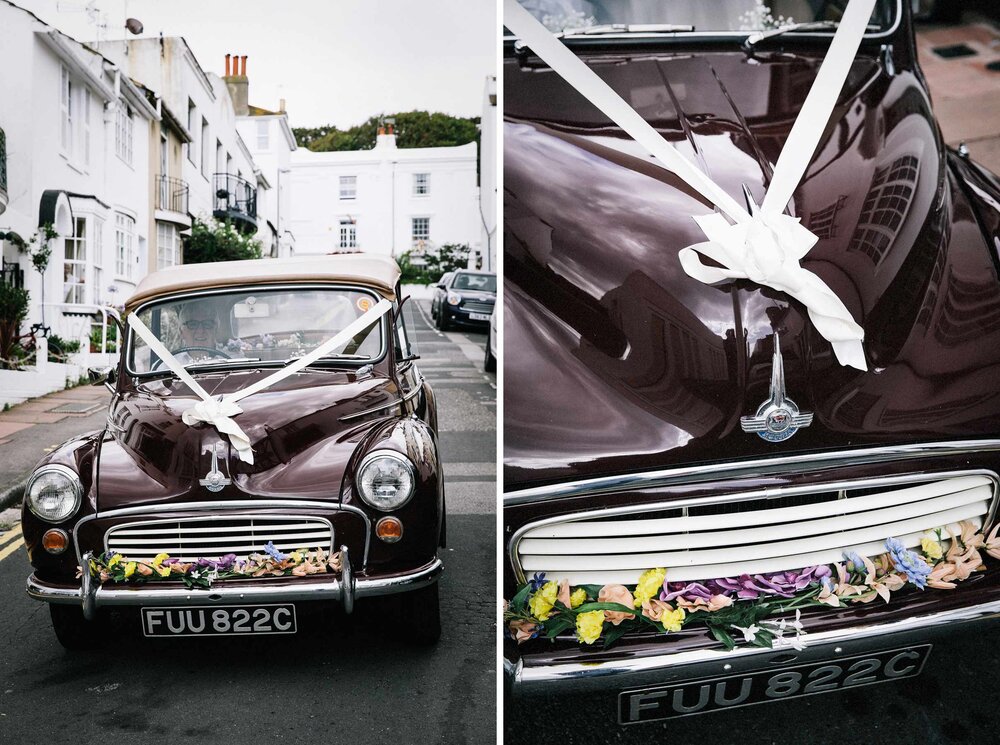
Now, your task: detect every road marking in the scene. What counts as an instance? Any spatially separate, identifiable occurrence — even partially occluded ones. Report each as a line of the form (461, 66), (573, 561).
(413, 298), (443, 337)
(0, 524), (23, 548)
(0, 536), (24, 563)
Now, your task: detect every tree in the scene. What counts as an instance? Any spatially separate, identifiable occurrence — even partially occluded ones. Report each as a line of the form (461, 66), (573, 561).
(398, 243), (470, 284)
(0, 282), (29, 369)
(294, 111), (480, 152)
(184, 218), (263, 264)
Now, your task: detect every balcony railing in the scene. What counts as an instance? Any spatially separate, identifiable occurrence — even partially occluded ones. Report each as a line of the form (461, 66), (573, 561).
(0, 126), (7, 215)
(213, 173), (257, 232)
(155, 175), (189, 214)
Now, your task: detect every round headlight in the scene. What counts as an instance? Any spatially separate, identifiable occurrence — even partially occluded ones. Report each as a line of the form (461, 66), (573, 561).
(446, 293), (461, 306)
(25, 465), (82, 523)
(357, 452), (416, 512)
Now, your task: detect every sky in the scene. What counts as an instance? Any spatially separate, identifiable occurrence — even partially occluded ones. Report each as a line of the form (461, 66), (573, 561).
(18, 0), (497, 128)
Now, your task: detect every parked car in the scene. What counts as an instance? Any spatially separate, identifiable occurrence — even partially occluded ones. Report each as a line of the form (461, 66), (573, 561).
(503, 0), (1000, 721)
(485, 308), (498, 373)
(22, 254), (445, 649)
(431, 270), (497, 331)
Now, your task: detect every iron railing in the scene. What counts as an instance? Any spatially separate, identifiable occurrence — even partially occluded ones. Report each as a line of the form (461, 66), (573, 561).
(155, 175), (189, 214)
(0, 126), (6, 194)
(1, 258), (23, 288)
(213, 172), (257, 229)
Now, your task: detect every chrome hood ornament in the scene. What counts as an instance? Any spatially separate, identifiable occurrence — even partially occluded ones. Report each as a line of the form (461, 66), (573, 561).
(199, 442), (231, 493)
(740, 334), (813, 442)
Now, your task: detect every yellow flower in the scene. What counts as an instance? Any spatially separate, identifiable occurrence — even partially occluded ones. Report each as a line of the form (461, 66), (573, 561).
(528, 581), (559, 620)
(108, 554), (123, 568)
(151, 553), (169, 567)
(124, 561), (137, 578)
(289, 551), (303, 565)
(576, 610), (606, 645)
(922, 537), (943, 561)
(569, 588), (587, 609)
(155, 565), (171, 578)
(633, 567), (667, 608)
(661, 607), (686, 633)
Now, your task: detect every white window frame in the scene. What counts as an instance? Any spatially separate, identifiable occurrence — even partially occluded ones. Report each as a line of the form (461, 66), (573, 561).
(201, 117), (210, 177)
(339, 175), (357, 201)
(411, 216), (430, 248)
(63, 217), (88, 305)
(82, 88), (91, 169)
(93, 217), (105, 304)
(114, 212), (136, 280)
(187, 99), (198, 165)
(338, 219), (357, 250)
(60, 66), (73, 157)
(256, 120), (270, 150)
(115, 102), (134, 165)
(413, 172), (430, 197)
(156, 222), (180, 270)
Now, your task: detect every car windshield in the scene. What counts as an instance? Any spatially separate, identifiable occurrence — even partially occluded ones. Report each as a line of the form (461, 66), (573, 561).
(517, 0), (897, 34)
(452, 273), (497, 292)
(129, 287), (384, 374)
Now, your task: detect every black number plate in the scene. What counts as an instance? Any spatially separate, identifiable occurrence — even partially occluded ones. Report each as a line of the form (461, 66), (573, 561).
(620, 645), (931, 724)
(141, 604), (297, 638)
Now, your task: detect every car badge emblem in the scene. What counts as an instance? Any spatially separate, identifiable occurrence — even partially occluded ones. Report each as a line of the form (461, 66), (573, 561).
(199, 442), (231, 493)
(740, 334), (813, 443)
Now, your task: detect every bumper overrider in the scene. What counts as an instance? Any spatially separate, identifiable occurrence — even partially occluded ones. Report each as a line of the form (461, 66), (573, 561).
(27, 547), (443, 621)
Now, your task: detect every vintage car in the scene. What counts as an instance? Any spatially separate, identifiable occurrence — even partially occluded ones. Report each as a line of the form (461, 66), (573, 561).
(21, 254), (444, 649)
(430, 270), (497, 331)
(503, 0), (1000, 722)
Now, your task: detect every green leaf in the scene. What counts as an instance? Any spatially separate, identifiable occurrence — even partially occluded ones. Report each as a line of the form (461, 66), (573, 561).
(708, 625), (736, 651)
(574, 601), (635, 614)
(602, 625), (628, 648)
(509, 583), (532, 610)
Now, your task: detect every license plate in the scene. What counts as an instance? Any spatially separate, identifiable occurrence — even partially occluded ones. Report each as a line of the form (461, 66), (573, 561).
(141, 604), (297, 638)
(469, 312), (490, 321)
(619, 645), (930, 724)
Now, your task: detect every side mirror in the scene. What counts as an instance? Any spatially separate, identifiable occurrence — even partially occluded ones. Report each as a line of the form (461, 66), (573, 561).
(88, 366), (116, 389)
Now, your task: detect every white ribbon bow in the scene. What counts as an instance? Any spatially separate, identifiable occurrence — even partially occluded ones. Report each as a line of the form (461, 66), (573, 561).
(504, 0), (875, 370)
(128, 298), (393, 464)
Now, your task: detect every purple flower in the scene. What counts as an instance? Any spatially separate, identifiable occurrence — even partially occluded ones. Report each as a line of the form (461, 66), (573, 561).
(661, 581), (713, 602)
(693, 566), (831, 600)
(528, 572), (547, 592)
(197, 557), (218, 569)
(263, 541), (288, 562)
(886, 538), (931, 589)
(844, 551), (867, 574)
(217, 553), (237, 570)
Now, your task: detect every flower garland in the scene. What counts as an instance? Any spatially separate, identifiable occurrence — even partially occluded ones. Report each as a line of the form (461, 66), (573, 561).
(80, 542), (342, 590)
(504, 521), (1000, 651)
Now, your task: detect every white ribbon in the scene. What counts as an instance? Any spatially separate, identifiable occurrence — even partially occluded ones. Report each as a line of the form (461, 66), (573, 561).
(504, 0), (874, 370)
(128, 298), (393, 464)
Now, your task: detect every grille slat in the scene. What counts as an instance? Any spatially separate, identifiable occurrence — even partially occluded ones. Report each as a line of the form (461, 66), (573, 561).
(516, 474), (995, 585)
(461, 300), (494, 313)
(106, 516), (334, 562)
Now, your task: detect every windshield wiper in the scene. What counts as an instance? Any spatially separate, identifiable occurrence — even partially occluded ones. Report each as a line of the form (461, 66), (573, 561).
(743, 21), (880, 51)
(284, 352), (370, 363)
(185, 357), (261, 369)
(558, 23), (694, 38)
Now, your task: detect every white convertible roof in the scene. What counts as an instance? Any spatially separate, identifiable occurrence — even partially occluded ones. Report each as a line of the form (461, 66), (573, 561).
(126, 254), (401, 311)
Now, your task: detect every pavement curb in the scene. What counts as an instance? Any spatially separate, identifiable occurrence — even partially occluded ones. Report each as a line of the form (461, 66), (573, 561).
(0, 478), (26, 512)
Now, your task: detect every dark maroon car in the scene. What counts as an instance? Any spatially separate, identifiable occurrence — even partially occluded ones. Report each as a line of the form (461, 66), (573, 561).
(22, 255), (444, 648)
(503, 0), (1000, 721)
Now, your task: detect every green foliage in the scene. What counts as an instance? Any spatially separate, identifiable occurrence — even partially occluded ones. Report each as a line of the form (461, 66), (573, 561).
(398, 243), (470, 284)
(0, 282), (29, 369)
(47, 334), (81, 362)
(295, 111), (480, 152)
(15, 222), (58, 275)
(184, 218), (263, 264)
(90, 322), (117, 353)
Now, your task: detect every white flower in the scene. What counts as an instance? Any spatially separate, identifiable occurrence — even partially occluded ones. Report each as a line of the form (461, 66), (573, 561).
(732, 623), (760, 642)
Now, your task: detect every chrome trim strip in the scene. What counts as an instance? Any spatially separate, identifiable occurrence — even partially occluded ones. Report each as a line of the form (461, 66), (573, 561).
(73, 500), (373, 569)
(511, 591), (1000, 694)
(339, 377), (423, 422)
(25, 464), (83, 523)
(509, 469), (1000, 583)
(340, 544), (354, 614)
(103, 514), (336, 558)
(25, 558), (443, 607)
(504, 440), (1000, 505)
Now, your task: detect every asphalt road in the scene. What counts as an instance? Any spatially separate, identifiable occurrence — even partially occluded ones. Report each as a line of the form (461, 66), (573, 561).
(0, 299), (497, 744)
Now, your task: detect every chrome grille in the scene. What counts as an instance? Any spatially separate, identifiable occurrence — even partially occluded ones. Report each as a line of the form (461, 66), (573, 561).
(514, 472), (997, 585)
(462, 300), (494, 313)
(105, 515), (334, 561)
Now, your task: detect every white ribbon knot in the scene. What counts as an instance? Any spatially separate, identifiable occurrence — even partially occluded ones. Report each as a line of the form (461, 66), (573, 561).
(181, 397), (252, 463)
(504, 0), (876, 371)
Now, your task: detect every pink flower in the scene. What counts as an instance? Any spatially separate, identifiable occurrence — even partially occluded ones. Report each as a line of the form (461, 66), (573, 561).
(676, 594), (733, 613)
(640, 598), (674, 623)
(985, 523), (1000, 562)
(508, 618), (539, 643)
(557, 579), (571, 609)
(598, 584), (636, 625)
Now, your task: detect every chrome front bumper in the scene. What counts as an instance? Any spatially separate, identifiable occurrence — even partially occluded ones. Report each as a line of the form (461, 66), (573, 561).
(507, 595), (1000, 696)
(27, 545), (442, 621)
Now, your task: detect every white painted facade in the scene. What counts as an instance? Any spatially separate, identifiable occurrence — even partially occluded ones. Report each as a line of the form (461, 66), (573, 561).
(0, 0), (155, 349)
(286, 131), (480, 258)
(235, 112), (298, 258)
(478, 75), (497, 272)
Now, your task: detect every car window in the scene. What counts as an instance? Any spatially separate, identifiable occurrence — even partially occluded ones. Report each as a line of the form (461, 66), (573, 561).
(452, 274), (497, 292)
(129, 287), (385, 374)
(519, 0), (897, 33)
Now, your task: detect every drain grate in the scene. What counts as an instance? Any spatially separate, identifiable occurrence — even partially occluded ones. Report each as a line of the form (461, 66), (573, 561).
(933, 44), (978, 59)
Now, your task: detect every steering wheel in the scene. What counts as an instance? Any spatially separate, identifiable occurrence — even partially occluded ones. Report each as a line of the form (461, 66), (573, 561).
(150, 347), (231, 371)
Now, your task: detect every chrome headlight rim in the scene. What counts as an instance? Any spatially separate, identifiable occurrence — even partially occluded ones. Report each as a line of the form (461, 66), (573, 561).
(446, 292), (462, 306)
(25, 464), (83, 524)
(356, 450), (417, 512)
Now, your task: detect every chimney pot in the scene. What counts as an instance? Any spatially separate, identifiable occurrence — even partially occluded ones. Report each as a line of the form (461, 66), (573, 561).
(241, 55), (248, 76)
(387, 123), (394, 135)
(279, 98), (286, 113)
(225, 53), (231, 76)
(378, 126), (385, 135)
